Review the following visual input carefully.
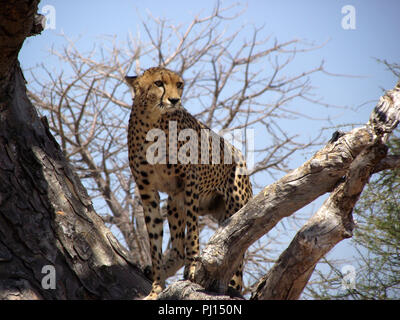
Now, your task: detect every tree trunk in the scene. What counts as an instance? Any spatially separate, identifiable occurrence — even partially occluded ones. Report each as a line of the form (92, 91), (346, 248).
(0, 0), (150, 300)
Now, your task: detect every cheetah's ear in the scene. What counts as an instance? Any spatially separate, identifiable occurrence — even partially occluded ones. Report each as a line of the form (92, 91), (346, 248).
(125, 75), (138, 88)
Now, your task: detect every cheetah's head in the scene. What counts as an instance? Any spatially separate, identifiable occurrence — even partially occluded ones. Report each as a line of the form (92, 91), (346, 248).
(125, 67), (184, 112)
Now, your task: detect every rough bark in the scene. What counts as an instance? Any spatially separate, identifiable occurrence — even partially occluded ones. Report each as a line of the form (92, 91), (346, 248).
(157, 280), (242, 300)
(372, 154), (400, 173)
(0, 0), (151, 300)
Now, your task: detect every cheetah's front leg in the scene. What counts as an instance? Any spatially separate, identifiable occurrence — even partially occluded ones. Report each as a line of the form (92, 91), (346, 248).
(137, 185), (165, 299)
(164, 194), (186, 278)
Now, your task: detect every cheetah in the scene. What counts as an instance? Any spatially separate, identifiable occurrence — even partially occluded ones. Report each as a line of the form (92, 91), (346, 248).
(125, 67), (253, 299)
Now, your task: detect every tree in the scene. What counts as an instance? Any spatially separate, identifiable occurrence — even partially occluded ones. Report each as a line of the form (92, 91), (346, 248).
(305, 135), (400, 300)
(1, 1), (399, 300)
(304, 62), (400, 300)
(0, 0), (150, 300)
(26, 3), (330, 293)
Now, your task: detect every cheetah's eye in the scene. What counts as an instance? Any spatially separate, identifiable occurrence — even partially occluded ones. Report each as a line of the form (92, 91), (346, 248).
(154, 80), (163, 87)
(176, 82), (183, 89)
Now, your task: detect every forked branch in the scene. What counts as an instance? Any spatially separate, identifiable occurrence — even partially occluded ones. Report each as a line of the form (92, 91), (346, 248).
(184, 81), (400, 297)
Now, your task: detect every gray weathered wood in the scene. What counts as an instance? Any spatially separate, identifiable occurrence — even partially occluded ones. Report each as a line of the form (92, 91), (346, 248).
(157, 280), (242, 300)
(187, 82), (400, 295)
(251, 143), (388, 299)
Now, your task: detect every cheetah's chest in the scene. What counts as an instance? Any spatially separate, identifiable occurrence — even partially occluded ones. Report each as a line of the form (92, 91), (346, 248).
(148, 164), (185, 195)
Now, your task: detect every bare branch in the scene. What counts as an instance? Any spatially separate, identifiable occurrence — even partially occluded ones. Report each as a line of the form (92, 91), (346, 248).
(251, 143), (387, 299)
(190, 82), (400, 295)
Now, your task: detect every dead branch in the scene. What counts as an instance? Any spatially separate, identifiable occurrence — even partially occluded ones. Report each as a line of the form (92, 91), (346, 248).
(181, 81), (400, 295)
(251, 143), (388, 299)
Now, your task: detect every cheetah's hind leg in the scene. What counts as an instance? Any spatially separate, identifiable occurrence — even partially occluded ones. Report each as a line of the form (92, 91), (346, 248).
(222, 166), (252, 295)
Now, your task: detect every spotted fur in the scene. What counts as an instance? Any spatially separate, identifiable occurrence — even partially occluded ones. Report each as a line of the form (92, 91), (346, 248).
(126, 67), (252, 299)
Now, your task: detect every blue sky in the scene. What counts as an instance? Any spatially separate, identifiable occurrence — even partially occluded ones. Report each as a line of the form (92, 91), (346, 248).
(22, 0), (400, 162)
(20, 0), (400, 296)
(22, 0), (400, 109)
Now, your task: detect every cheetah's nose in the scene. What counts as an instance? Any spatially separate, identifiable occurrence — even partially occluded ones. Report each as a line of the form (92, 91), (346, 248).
(168, 98), (180, 105)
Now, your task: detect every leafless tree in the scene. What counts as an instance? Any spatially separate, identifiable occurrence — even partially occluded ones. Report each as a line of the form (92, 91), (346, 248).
(26, 3), (336, 293)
